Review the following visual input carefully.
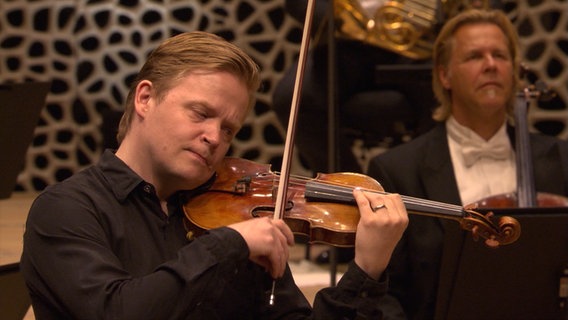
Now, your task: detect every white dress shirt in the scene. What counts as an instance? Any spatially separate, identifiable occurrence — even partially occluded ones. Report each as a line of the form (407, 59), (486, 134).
(446, 116), (517, 205)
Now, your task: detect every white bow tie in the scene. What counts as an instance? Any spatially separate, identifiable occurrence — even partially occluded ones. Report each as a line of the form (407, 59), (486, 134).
(461, 139), (511, 167)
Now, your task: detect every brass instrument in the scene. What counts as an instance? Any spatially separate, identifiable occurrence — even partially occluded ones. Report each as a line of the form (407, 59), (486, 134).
(334, 0), (490, 60)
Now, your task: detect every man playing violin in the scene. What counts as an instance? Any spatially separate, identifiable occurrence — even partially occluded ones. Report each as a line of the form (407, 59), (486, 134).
(367, 9), (568, 319)
(21, 31), (409, 319)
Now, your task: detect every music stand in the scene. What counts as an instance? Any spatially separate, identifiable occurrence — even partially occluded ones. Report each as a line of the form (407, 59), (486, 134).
(0, 82), (50, 199)
(436, 207), (568, 320)
(0, 262), (31, 320)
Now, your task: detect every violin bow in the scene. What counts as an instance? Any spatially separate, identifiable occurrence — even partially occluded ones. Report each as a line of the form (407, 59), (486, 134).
(269, 0), (317, 306)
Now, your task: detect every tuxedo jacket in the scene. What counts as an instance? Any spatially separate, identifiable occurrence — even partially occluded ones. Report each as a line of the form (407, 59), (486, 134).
(367, 124), (568, 319)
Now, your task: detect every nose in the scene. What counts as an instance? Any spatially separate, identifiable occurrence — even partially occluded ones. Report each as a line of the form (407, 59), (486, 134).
(202, 123), (221, 146)
(483, 54), (497, 71)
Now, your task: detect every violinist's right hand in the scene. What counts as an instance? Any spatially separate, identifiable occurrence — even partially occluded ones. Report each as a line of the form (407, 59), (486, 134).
(228, 217), (295, 279)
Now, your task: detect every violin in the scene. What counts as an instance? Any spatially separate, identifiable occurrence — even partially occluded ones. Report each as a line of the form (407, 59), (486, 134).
(183, 157), (521, 248)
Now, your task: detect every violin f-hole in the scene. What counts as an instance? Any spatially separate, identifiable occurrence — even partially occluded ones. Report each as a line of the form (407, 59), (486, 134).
(251, 201), (294, 218)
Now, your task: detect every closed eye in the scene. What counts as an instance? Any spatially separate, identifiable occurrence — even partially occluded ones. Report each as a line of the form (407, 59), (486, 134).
(186, 104), (208, 121)
(493, 51), (510, 60)
(223, 127), (234, 138)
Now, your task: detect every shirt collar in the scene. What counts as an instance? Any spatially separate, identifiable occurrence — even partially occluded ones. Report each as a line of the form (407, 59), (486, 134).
(97, 149), (218, 203)
(98, 149), (145, 202)
(446, 116), (512, 167)
(446, 116), (510, 145)
(446, 116), (509, 145)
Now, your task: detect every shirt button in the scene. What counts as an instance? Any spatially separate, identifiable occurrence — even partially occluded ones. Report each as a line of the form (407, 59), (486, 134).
(143, 184), (152, 193)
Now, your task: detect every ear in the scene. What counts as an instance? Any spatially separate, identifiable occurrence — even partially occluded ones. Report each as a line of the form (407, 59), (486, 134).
(134, 80), (153, 118)
(438, 65), (451, 90)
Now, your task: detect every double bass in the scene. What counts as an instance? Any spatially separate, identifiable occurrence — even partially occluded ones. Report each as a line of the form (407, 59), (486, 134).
(472, 81), (568, 209)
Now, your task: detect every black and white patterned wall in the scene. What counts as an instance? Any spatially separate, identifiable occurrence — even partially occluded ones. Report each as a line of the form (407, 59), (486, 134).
(1, 0), (567, 192)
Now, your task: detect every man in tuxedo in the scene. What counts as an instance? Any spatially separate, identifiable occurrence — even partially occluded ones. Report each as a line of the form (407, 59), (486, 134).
(367, 9), (568, 319)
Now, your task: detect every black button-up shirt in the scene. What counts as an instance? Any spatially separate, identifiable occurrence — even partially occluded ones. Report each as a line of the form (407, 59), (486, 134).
(21, 150), (387, 319)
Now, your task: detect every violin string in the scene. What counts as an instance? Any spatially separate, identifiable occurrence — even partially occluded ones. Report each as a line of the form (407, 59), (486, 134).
(399, 195), (463, 211)
(304, 180), (464, 214)
(249, 172), (463, 213)
(252, 172), (311, 185)
(250, 174), (310, 195)
(304, 179), (458, 208)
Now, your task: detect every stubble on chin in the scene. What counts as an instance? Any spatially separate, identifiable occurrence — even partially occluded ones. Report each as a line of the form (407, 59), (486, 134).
(485, 88), (497, 99)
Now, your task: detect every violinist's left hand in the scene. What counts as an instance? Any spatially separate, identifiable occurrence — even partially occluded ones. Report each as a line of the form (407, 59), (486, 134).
(352, 188), (408, 280)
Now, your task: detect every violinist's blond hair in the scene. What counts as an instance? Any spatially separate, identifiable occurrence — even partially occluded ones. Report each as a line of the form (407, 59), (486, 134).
(117, 31), (260, 144)
(431, 9), (521, 122)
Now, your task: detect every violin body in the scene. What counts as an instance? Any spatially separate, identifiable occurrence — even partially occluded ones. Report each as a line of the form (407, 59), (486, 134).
(183, 157), (383, 247)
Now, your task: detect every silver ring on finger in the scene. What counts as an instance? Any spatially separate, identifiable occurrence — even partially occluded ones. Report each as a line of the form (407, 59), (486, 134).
(371, 203), (386, 212)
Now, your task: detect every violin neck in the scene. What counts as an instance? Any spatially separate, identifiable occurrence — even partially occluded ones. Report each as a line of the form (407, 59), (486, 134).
(304, 181), (465, 221)
(514, 94), (537, 207)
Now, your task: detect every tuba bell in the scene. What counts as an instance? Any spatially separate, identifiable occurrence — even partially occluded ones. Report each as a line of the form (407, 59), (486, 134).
(334, 0), (490, 60)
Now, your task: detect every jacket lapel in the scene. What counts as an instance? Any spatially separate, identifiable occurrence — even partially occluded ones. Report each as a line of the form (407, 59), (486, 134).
(419, 125), (462, 205)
